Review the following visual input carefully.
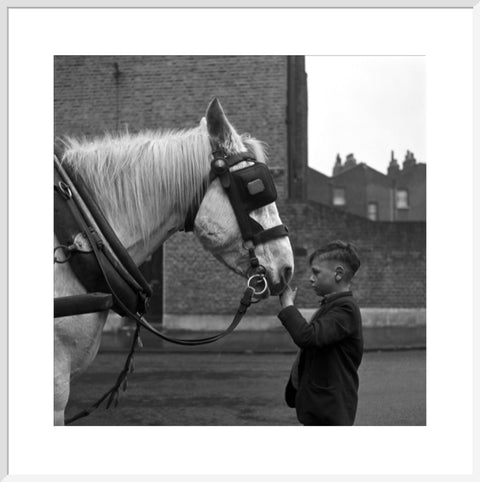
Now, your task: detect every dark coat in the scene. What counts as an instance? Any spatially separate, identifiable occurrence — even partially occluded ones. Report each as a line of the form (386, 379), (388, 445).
(278, 291), (363, 425)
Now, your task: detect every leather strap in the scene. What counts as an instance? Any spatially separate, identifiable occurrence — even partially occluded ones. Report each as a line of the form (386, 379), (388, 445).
(252, 224), (289, 245)
(78, 205), (254, 344)
(76, 211), (254, 344)
(54, 159), (144, 316)
(61, 160), (153, 298)
(55, 293), (113, 318)
(185, 150), (255, 232)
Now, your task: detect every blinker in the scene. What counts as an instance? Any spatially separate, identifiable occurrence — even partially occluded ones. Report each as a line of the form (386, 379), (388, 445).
(247, 178), (265, 196)
(187, 149), (288, 247)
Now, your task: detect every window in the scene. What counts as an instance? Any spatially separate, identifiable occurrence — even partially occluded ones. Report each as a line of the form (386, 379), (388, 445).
(396, 190), (409, 209)
(332, 187), (346, 206)
(367, 202), (378, 221)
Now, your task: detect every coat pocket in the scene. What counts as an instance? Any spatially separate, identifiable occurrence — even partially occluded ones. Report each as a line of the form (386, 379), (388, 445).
(308, 380), (334, 392)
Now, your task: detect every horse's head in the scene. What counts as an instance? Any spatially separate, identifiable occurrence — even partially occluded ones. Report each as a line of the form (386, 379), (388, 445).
(194, 98), (294, 296)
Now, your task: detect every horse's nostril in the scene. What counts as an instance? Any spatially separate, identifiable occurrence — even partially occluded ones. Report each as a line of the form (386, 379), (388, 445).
(282, 266), (293, 285)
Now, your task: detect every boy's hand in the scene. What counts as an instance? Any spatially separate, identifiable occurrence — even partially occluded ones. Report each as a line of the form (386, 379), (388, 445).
(279, 285), (297, 308)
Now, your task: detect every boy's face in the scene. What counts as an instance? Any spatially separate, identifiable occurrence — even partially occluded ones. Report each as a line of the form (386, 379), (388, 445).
(309, 257), (342, 296)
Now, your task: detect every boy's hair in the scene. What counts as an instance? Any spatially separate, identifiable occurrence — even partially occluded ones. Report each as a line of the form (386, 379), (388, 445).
(309, 241), (361, 280)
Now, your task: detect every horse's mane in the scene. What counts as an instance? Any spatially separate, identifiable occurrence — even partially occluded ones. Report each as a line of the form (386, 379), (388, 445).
(59, 123), (267, 247)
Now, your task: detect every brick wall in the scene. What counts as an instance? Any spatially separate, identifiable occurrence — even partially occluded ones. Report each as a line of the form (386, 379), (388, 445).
(54, 55), (289, 198)
(282, 202), (426, 309)
(163, 200), (425, 315)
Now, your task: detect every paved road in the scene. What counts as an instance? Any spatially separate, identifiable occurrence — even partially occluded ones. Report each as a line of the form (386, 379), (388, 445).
(65, 349), (426, 426)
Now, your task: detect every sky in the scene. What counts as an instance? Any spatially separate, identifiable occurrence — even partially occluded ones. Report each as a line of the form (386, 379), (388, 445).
(306, 56), (426, 176)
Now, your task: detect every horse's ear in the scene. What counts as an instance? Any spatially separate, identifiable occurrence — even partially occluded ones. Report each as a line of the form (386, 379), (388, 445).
(206, 98), (234, 147)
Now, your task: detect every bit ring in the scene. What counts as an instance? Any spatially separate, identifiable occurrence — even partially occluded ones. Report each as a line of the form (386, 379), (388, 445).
(247, 274), (268, 296)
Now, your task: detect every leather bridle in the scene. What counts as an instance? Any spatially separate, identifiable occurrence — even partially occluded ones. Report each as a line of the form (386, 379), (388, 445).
(185, 148), (289, 287)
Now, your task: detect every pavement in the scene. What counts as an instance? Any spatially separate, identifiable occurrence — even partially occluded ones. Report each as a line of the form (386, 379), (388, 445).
(65, 324), (426, 426)
(99, 325), (426, 354)
(66, 349), (426, 426)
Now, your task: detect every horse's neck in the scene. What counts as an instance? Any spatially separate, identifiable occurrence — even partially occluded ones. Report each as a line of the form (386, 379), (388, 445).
(68, 131), (210, 265)
(122, 214), (183, 265)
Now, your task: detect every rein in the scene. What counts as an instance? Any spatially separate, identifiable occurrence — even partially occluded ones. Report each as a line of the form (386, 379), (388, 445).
(54, 155), (266, 346)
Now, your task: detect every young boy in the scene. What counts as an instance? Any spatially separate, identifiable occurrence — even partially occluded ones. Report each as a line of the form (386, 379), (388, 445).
(278, 240), (363, 426)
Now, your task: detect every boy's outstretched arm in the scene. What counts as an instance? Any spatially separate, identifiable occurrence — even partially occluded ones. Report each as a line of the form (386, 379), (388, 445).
(279, 303), (359, 349)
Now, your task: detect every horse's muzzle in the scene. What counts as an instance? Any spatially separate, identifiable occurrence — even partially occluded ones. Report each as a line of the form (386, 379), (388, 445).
(268, 265), (293, 296)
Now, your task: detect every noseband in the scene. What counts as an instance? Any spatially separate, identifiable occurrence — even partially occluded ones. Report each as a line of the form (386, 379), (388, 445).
(185, 148), (289, 287)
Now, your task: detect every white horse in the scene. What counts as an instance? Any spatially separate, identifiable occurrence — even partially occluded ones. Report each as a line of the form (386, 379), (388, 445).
(54, 98), (294, 425)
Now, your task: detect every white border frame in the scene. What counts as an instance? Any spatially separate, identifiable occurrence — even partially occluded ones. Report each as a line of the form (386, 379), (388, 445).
(3, 1), (479, 481)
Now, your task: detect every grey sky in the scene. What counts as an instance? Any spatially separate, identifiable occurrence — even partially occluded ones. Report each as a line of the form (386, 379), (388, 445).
(306, 56), (426, 176)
